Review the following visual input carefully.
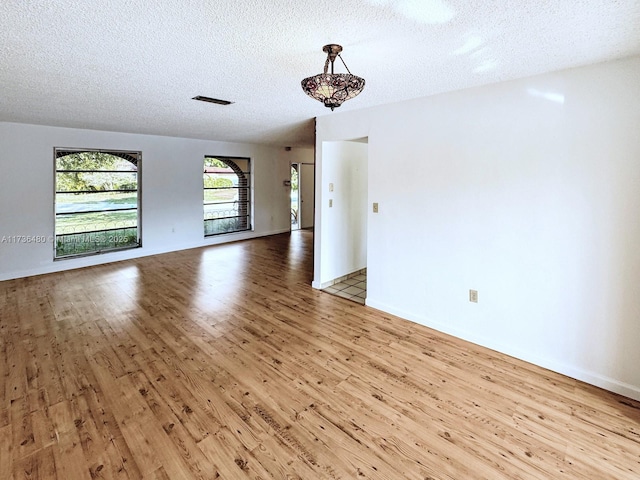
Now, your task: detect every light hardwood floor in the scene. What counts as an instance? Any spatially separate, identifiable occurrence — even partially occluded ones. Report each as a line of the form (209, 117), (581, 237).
(1, 230), (639, 479)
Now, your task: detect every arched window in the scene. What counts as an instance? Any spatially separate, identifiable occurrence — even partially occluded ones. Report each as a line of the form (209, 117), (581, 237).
(203, 156), (251, 236)
(54, 149), (141, 258)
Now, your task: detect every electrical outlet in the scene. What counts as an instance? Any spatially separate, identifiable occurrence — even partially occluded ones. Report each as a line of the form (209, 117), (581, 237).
(469, 289), (478, 303)
(373, 202), (379, 213)
(329, 199), (333, 207)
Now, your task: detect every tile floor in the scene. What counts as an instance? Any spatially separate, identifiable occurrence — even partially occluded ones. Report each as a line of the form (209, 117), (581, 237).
(322, 271), (367, 305)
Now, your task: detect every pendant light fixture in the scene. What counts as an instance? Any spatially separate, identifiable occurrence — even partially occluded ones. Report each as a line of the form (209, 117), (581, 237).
(301, 44), (365, 111)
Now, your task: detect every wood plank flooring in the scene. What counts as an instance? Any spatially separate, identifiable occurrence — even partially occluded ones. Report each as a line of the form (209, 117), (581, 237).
(1, 230), (639, 479)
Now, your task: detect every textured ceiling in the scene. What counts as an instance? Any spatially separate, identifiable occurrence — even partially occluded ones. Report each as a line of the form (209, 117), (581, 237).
(1, 0), (639, 147)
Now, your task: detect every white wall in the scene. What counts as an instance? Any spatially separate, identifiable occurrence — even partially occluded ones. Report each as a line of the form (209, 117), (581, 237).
(0, 122), (293, 281)
(313, 140), (368, 287)
(314, 56), (640, 401)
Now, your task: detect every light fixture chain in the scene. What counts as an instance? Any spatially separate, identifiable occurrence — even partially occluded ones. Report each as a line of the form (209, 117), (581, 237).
(337, 54), (352, 74)
(323, 57), (330, 74)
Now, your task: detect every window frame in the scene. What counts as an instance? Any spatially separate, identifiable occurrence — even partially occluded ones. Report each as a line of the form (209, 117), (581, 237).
(203, 155), (252, 236)
(53, 147), (142, 259)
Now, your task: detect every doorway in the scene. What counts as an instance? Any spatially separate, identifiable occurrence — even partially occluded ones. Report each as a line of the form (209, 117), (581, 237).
(312, 138), (368, 305)
(291, 162), (315, 231)
(290, 164), (300, 230)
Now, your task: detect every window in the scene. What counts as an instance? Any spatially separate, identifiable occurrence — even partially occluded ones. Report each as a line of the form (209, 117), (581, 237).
(204, 156), (251, 236)
(54, 149), (141, 258)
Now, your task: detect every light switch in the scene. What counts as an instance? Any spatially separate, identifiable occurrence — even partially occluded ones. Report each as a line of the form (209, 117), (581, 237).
(373, 202), (379, 213)
(329, 183), (334, 192)
(329, 199), (333, 207)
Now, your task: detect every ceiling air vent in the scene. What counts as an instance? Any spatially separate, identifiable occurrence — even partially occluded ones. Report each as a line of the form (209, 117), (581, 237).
(192, 95), (234, 105)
